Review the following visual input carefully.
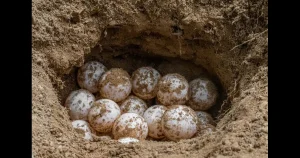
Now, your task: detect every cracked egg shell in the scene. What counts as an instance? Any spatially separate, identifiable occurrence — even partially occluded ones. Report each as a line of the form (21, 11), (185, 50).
(131, 67), (161, 99)
(65, 89), (95, 120)
(157, 73), (189, 106)
(112, 113), (148, 140)
(187, 78), (218, 111)
(98, 68), (132, 102)
(77, 61), (107, 93)
(72, 120), (93, 141)
(161, 105), (198, 141)
(88, 99), (121, 133)
(119, 95), (148, 116)
(143, 105), (167, 139)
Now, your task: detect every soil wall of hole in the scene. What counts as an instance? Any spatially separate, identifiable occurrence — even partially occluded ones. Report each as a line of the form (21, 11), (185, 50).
(32, 0), (268, 157)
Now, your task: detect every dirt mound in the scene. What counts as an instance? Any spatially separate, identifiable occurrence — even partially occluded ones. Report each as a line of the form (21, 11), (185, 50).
(32, 0), (268, 157)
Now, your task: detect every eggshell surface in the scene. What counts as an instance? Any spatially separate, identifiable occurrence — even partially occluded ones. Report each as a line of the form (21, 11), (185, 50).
(88, 99), (121, 133)
(65, 89), (95, 120)
(112, 113), (148, 140)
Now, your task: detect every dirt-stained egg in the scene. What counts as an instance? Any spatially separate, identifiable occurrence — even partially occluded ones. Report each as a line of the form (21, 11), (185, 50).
(196, 124), (216, 136)
(112, 113), (148, 140)
(131, 67), (161, 99)
(65, 89), (95, 120)
(118, 137), (139, 144)
(157, 73), (189, 106)
(143, 105), (167, 139)
(161, 105), (198, 141)
(98, 68), (132, 102)
(72, 120), (93, 141)
(77, 61), (107, 93)
(88, 99), (121, 133)
(195, 111), (215, 127)
(187, 78), (218, 111)
(119, 95), (148, 116)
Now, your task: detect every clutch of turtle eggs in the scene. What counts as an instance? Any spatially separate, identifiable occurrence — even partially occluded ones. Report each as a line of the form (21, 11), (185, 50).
(66, 61), (218, 143)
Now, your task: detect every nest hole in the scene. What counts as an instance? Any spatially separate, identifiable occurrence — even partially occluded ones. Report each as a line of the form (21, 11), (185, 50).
(56, 27), (231, 141)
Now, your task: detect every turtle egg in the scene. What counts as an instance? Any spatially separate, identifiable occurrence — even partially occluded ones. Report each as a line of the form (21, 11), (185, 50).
(161, 105), (198, 141)
(118, 137), (139, 144)
(119, 95), (148, 116)
(195, 111), (215, 128)
(72, 120), (93, 141)
(77, 61), (107, 93)
(65, 89), (95, 120)
(98, 68), (132, 102)
(88, 99), (121, 133)
(131, 67), (161, 99)
(196, 124), (216, 136)
(112, 113), (148, 140)
(157, 73), (189, 106)
(143, 105), (167, 139)
(187, 78), (218, 111)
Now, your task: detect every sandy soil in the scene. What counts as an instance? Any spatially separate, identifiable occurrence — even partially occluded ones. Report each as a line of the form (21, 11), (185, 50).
(32, 0), (268, 157)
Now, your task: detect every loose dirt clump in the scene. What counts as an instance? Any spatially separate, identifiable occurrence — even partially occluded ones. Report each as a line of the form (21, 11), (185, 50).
(32, 0), (268, 157)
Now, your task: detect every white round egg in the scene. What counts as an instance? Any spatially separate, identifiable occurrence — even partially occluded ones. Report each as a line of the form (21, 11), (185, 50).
(119, 95), (148, 116)
(118, 137), (139, 144)
(161, 105), (198, 141)
(77, 61), (107, 93)
(72, 120), (93, 141)
(157, 73), (189, 106)
(98, 68), (132, 102)
(187, 78), (218, 110)
(65, 89), (95, 120)
(131, 67), (161, 99)
(143, 105), (167, 139)
(112, 113), (148, 140)
(88, 99), (121, 133)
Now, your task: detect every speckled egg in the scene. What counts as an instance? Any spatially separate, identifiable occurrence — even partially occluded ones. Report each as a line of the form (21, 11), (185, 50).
(131, 67), (161, 99)
(195, 111), (215, 128)
(196, 124), (216, 136)
(118, 137), (139, 144)
(157, 74), (189, 106)
(72, 120), (93, 141)
(112, 113), (148, 140)
(88, 99), (121, 133)
(143, 105), (167, 139)
(119, 95), (148, 116)
(65, 89), (95, 120)
(98, 68), (132, 102)
(161, 105), (198, 141)
(77, 61), (107, 93)
(187, 78), (218, 111)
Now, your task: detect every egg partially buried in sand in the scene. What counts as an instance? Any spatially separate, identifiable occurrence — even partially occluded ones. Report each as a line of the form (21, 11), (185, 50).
(65, 89), (95, 120)
(77, 61), (107, 93)
(187, 78), (218, 111)
(119, 95), (148, 116)
(88, 99), (121, 133)
(131, 67), (161, 99)
(161, 105), (198, 141)
(112, 113), (148, 140)
(195, 111), (215, 127)
(143, 105), (167, 139)
(98, 68), (132, 102)
(157, 73), (189, 106)
(71, 120), (93, 141)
